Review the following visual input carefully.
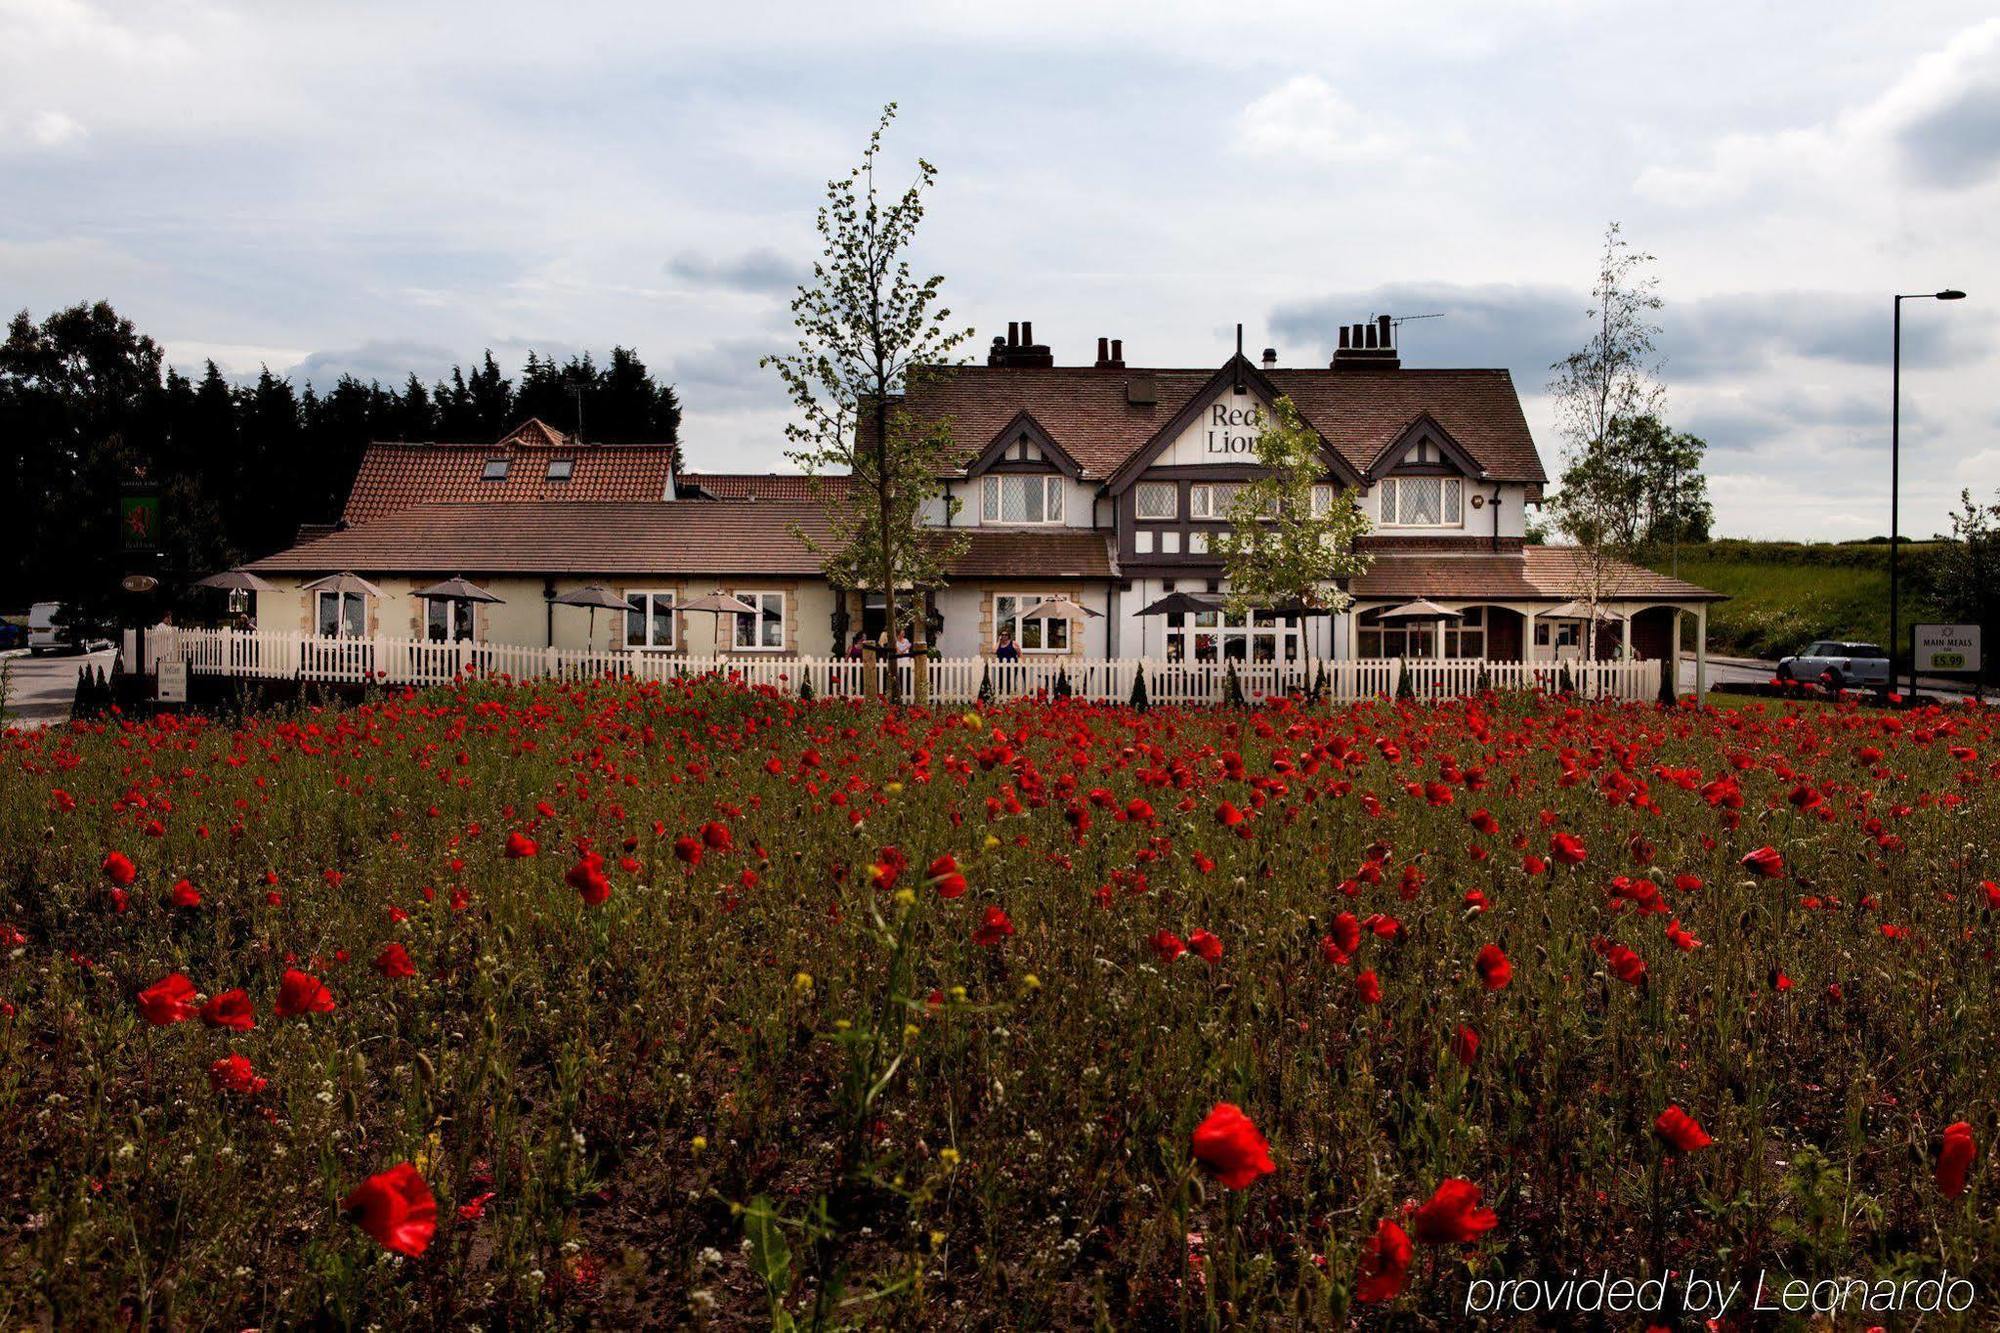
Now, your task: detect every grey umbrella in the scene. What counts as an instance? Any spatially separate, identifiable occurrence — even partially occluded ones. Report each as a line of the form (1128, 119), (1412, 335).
(1133, 591), (1227, 617)
(680, 591), (761, 651)
(1020, 594), (1103, 622)
(193, 568), (279, 594)
(552, 584), (633, 652)
(1376, 597), (1464, 622)
(412, 576), (505, 604)
(300, 571), (386, 598)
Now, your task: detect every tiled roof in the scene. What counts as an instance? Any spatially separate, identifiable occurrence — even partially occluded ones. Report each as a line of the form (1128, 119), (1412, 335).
(252, 502), (1114, 582)
(893, 362), (1547, 483)
(679, 473), (850, 502)
(1351, 546), (1723, 602)
(341, 441), (679, 525)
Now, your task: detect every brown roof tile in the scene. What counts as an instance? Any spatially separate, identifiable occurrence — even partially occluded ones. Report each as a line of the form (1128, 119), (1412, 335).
(1351, 546), (1722, 602)
(679, 473), (850, 502)
(341, 441), (679, 525)
(252, 502), (1114, 582)
(894, 363), (1547, 483)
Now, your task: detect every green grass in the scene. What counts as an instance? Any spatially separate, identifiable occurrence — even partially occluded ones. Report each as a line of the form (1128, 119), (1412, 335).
(1646, 540), (1948, 659)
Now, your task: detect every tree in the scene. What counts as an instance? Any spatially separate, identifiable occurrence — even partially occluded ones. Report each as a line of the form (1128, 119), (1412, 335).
(1212, 395), (1373, 670)
(1547, 223), (1669, 650)
(763, 104), (970, 703)
(1935, 487), (1999, 693)
(1556, 412), (1713, 555)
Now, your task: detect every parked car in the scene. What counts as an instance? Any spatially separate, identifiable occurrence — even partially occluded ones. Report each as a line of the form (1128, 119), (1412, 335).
(0, 620), (25, 650)
(27, 602), (66, 655)
(1775, 640), (1890, 691)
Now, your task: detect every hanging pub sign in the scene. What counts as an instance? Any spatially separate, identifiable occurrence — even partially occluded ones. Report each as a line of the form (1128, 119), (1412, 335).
(1913, 623), (1980, 674)
(120, 481), (161, 555)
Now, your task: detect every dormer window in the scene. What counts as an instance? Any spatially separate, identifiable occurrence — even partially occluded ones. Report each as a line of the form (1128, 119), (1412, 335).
(1378, 476), (1463, 527)
(481, 459), (510, 481)
(545, 459), (574, 481)
(981, 474), (1064, 524)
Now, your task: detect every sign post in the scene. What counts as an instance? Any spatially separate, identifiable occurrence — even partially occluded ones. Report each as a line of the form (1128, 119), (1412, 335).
(1912, 623), (1982, 700)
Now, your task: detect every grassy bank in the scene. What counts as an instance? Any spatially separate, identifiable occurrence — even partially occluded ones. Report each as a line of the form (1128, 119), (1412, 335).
(1644, 540), (1948, 659)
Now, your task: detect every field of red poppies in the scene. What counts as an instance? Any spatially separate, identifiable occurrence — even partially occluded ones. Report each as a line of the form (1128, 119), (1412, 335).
(0, 680), (1995, 1328)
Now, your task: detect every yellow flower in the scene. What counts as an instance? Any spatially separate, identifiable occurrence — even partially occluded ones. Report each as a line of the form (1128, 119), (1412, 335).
(949, 985), (967, 1002)
(1021, 973), (1041, 991)
(903, 1022), (920, 1039)
(793, 971), (814, 993)
(939, 1146), (961, 1168)
(961, 711), (981, 728)
(929, 1230), (946, 1250)
(834, 1018), (852, 1032)
(886, 781), (903, 794)
(894, 887), (916, 907)
(982, 834), (1001, 851)
(691, 1135), (708, 1154)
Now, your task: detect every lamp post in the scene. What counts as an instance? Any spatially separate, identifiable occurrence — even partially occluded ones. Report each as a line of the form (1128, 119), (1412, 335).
(1891, 289), (1965, 698)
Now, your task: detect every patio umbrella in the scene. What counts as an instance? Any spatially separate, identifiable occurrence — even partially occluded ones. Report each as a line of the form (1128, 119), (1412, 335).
(680, 591), (762, 651)
(1133, 591), (1227, 617)
(193, 568), (279, 594)
(1544, 599), (1626, 620)
(300, 571), (386, 598)
(1021, 595), (1103, 621)
(412, 576), (504, 604)
(1376, 597), (1463, 621)
(552, 584), (633, 652)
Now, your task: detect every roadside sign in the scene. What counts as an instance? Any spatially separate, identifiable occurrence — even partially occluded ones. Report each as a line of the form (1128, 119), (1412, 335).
(1913, 623), (1981, 674)
(157, 656), (188, 704)
(120, 490), (161, 553)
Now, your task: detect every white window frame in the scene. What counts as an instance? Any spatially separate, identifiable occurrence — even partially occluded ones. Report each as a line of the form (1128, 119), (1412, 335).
(1310, 484), (1336, 517)
(1190, 481), (1247, 521)
(981, 473), (1065, 525)
(316, 590), (365, 638)
(624, 589), (678, 651)
(424, 597), (475, 643)
(1134, 481), (1178, 520)
(1377, 476), (1465, 528)
(731, 590), (786, 651)
(994, 593), (1071, 653)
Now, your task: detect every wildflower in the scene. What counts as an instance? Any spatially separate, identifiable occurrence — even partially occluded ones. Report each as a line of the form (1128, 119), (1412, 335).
(1550, 833), (1587, 866)
(1355, 1218), (1413, 1302)
(343, 1162), (437, 1257)
(973, 906), (1015, 948)
(701, 820), (733, 851)
(200, 988), (256, 1031)
(1475, 944), (1511, 990)
(1190, 1103), (1275, 1189)
(1451, 1023), (1480, 1066)
(1355, 970), (1382, 1004)
(209, 1053), (268, 1096)
(565, 854), (611, 906)
(457, 1191), (497, 1221)
(1654, 1105), (1712, 1153)
(1150, 930), (1186, 964)
(1411, 1178), (1498, 1244)
(101, 851), (137, 887)
(167, 879), (201, 909)
(927, 854), (967, 899)
(374, 942), (416, 979)
(1741, 845), (1784, 878)
(674, 836), (702, 868)
(1938, 1122), (1976, 1199)
(137, 973), (198, 1026)
(1188, 929), (1223, 964)
(275, 968), (335, 1018)
(504, 831), (538, 859)
(1605, 944), (1647, 986)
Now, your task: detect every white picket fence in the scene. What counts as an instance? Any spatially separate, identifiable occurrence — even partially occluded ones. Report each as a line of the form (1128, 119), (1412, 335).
(157, 627), (1660, 706)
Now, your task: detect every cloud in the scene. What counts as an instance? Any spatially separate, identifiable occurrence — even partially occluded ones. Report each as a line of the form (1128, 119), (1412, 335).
(663, 247), (802, 295)
(1270, 282), (1586, 385)
(1663, 291), (1988, 380)
(21, 109), (84, 148)
(283, 339), (462, 388)
(664, 335), (791, 410)
(1636, 17), (2000, 203)
(1236, 75), (1406, 164)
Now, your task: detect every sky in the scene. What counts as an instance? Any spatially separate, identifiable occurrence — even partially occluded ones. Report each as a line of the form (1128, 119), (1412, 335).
(3, 0), (1997, 540)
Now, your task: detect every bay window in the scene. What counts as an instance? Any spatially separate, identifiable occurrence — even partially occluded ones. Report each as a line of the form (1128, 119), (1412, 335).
(981, 474), (1064, 524)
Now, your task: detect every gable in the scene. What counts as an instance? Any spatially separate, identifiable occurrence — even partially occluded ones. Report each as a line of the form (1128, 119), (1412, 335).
(1106, 357), (1365, 491)
(964, 411), (1083, 478)
(1368, 414), (1488, 481)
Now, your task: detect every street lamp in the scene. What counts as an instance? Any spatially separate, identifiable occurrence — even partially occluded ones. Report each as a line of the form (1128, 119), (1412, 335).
(1891, 288), (1966, 697)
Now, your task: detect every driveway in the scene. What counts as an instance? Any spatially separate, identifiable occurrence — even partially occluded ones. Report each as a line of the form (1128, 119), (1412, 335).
(2, 647), (115, 729)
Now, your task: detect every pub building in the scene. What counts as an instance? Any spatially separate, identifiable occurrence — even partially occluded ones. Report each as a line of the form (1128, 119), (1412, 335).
(246, 318), (1721, 672)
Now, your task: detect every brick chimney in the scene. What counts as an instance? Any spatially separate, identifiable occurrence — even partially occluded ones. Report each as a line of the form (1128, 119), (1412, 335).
(986, 318), (1054, 368)
(1095, 336), (1125, 369)
(1331, 315), (1400, 371)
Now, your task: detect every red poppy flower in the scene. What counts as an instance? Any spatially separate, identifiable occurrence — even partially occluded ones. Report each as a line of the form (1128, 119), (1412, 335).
(275, 968), (335, 1018)
(1550, 833), (1587, 866)
(167, 879), (201, 909)
(565, 854), (611, 906)
(1150, 930), (1186, 964)
(1475, 944), (1511, 990)
(973, 906), (1015, 947)
(1654, 1105), (1712, 1153)
(343, 1162), (438, 1257)
(374, 942), (416, 979)
(1355, 970), (1382, 1004)
(101, 851), (137, 887)
(1606, 944), (1647, 985)
(927, 854), (967, 899)
(1411, 1177), (1498, 1245)
(137, 972), (197, 1026)
(457, 1191), (497, 1221)
(701, 820), (733, 851)
(673, 836), (702, 868)
(1215, 801), (1244, 827)
(209, 1053), (268, 1096)
(1741, 845), (1784, 878)
(199, 988), (255, 1031)
(1355, 1218), (1413, 1302)
(1451, 1023), (1480, 1065)
(1938, 1121), (1976, 1199)
(1188, 928), (1223, 964)
(1190, 1102), (1275, 1189)
(504, 831), (538, 859)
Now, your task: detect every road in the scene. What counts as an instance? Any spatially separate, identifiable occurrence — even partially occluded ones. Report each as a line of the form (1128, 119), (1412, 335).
(1679, 654), (1983, 699)
(1, 648), (115, 729)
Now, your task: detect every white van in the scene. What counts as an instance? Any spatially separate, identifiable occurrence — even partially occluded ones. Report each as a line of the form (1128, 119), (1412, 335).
(28, 602), (63, 655)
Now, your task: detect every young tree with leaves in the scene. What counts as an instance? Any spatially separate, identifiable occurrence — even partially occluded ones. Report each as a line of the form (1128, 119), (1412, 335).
(1213, 395), (1373, 670)
(1547, 223), (1668, 649)
(763, 104), (970, 703)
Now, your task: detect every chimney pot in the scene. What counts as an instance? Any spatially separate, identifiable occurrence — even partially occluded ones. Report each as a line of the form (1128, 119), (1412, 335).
(1338, 326), (1351, 350)
(1378, 314), (1393, 348)
(1096, 336), (1109, 366)
(1261, 347), (1277, 368)
(1007, 321), (1019, 347)
(1111, 339), (1122, 363)
(1021, 319), (1034, 347)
